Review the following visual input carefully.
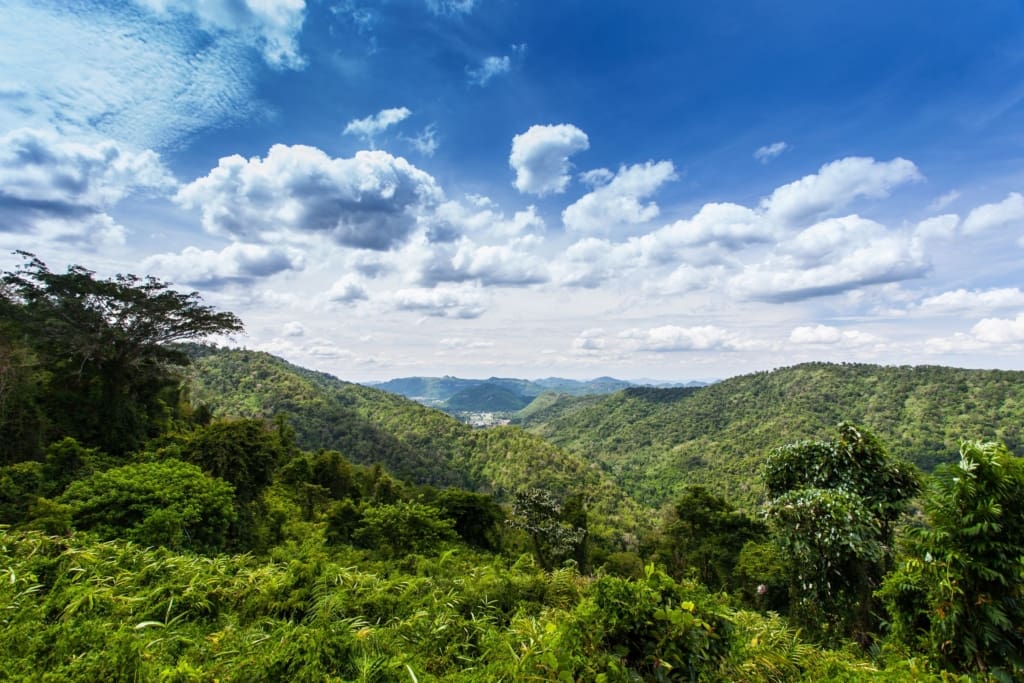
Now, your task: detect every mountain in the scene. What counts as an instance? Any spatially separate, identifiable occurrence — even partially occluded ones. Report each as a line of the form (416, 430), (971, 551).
(368, 375), (640, 414)
(519, 362), (1024, 510)
(185, 347), (647, 540)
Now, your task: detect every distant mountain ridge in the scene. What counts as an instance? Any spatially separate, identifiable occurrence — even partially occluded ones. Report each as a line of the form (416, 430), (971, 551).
(367, 375), (706, 414)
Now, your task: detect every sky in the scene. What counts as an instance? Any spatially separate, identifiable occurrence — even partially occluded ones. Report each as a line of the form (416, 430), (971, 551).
(3, 0), (1024, 382)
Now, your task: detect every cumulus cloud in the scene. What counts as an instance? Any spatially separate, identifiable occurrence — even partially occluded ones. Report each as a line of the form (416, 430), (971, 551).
(754, 141), (789, 163)
(730, 215), (928, 302)
(176, 144), (444, 250)
(410, 234), (548, 287)
(0, 128), (175, 246)
(913, 214), (960, 242)
(579, 168), (614, 187)
(343, 107), (412, 146)
(761, 156), (922, 225)
(971, 313), (1024, 344)
(619, 325), (747, 352)
(571, 328), (607, 353)
(961, 192), (1024, 234)
(789, 324), (880, 346)
(390, 284), (486, 318)
(509, 124), (590, 196)
(562, 160), (676, 234)
(326, 274), (369, 303)
(468, 55), (511, 86)
(282, 321), (305, 337)
(132, 0), (307, 69)
(919, 288), (1024, 313)
(0, 2), (261, 149)
(142, 243), (305, 287)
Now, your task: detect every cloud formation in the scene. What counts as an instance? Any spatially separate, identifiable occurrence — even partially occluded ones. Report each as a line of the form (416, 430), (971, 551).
(176, 144), (444, 250)
(0, 1), (260, 149)
(754, 141), (789, 163)
(468, 55), (511, 86)
(343, 107), (412, 146)
(961, 192), (1024, 235)
(562, 160), (676, 233)
(509, 124), (590, 196)
(620, 325), (748, 352)
(132, 0), (307, 69)
(390, 284), (486, 318)
(142, 243), (306, 287)
(761, 156), (922, 225)
(0, 127), (175, 246)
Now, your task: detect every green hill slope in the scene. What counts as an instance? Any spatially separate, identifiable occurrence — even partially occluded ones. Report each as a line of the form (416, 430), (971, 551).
(520, 362), (1024, 509)
(186, 347), (645, 541)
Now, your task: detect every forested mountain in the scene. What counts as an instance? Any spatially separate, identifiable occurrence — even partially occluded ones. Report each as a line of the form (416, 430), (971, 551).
(186, 346), (646, 543)
(520, 362), (1024, 508)
(369, 374), (641, 412)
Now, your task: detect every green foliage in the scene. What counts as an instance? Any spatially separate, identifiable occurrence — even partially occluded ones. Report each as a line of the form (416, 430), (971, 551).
(180, 418), (284, 504)
(654, 485), (766, 590)
(521, 363), (1024, 509)
(58, 459), (236, 553)
(879, 441), (1024, 679)
(765, 423), (919, 645)
(507, 488), (586, 570)
(352, 501), (458, 558)
(1, 254), (242, 456)
(434, 488), (504, 550)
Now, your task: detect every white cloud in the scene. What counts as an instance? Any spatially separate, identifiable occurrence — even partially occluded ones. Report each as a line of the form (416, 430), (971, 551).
(406, 124), (439, 157)
(961, 192), (1024, 234)
(326, 274), (369, 303)
(0, 128), (175, 246)
(142, 243), (305, 287)
(620, 325), (747, 352)
(636, 201), (772, 253)
(730, 215), (928, 302)
(754, 141), (789, 163)
(509, 124), (590, 196)
(425, 0), (476, 15)
(790, 324), (843, 344)
(131, 0), (307, 69)
(282, 321), (305, 337)
(913, 214), (960, 242)
(579, 168), (614, 187)
(920, 288), (1024, 313)
(928, 189), (961, 211)
(176, 144), (444, 250)
(468, 55), (511, 86)
(411, 235), (548, 287)
(761, 156), (922, 225)
(562, 160), (676, 234)
(439, 337), (494, 349)
(971, 313), (1024, 344)
(789, 324), (880, 346)
(343, 107), (412, 146)
(390, 284), (486, 318)
(0, 2), (261, 150)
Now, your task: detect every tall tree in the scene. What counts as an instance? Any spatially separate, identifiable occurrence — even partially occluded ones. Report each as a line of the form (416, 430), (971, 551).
(1, 253), (242, 455)
(880, 441), (1024, 679)
(764, 422), (919, 645)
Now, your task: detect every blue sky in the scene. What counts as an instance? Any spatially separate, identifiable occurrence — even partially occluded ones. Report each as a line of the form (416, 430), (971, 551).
(3, 0), (1024, 381)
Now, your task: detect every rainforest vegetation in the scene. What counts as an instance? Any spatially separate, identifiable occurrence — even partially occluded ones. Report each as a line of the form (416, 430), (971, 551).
(2, 255), (1023, 681)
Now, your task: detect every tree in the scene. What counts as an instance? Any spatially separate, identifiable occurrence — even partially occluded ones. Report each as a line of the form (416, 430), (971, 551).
(879, 441), (1024, 679)
(352, 501), (457, 557)
(507, 487), (586, 570)
(1, 253), (243, 455)
(764, 422), (919, 644)
(58, 459), (236, 553)
(656, 485), (765, 590)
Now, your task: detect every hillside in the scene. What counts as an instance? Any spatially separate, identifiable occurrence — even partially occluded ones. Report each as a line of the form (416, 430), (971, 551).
(186, 347), (647, 541)
(520, 362), (1024, 509)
